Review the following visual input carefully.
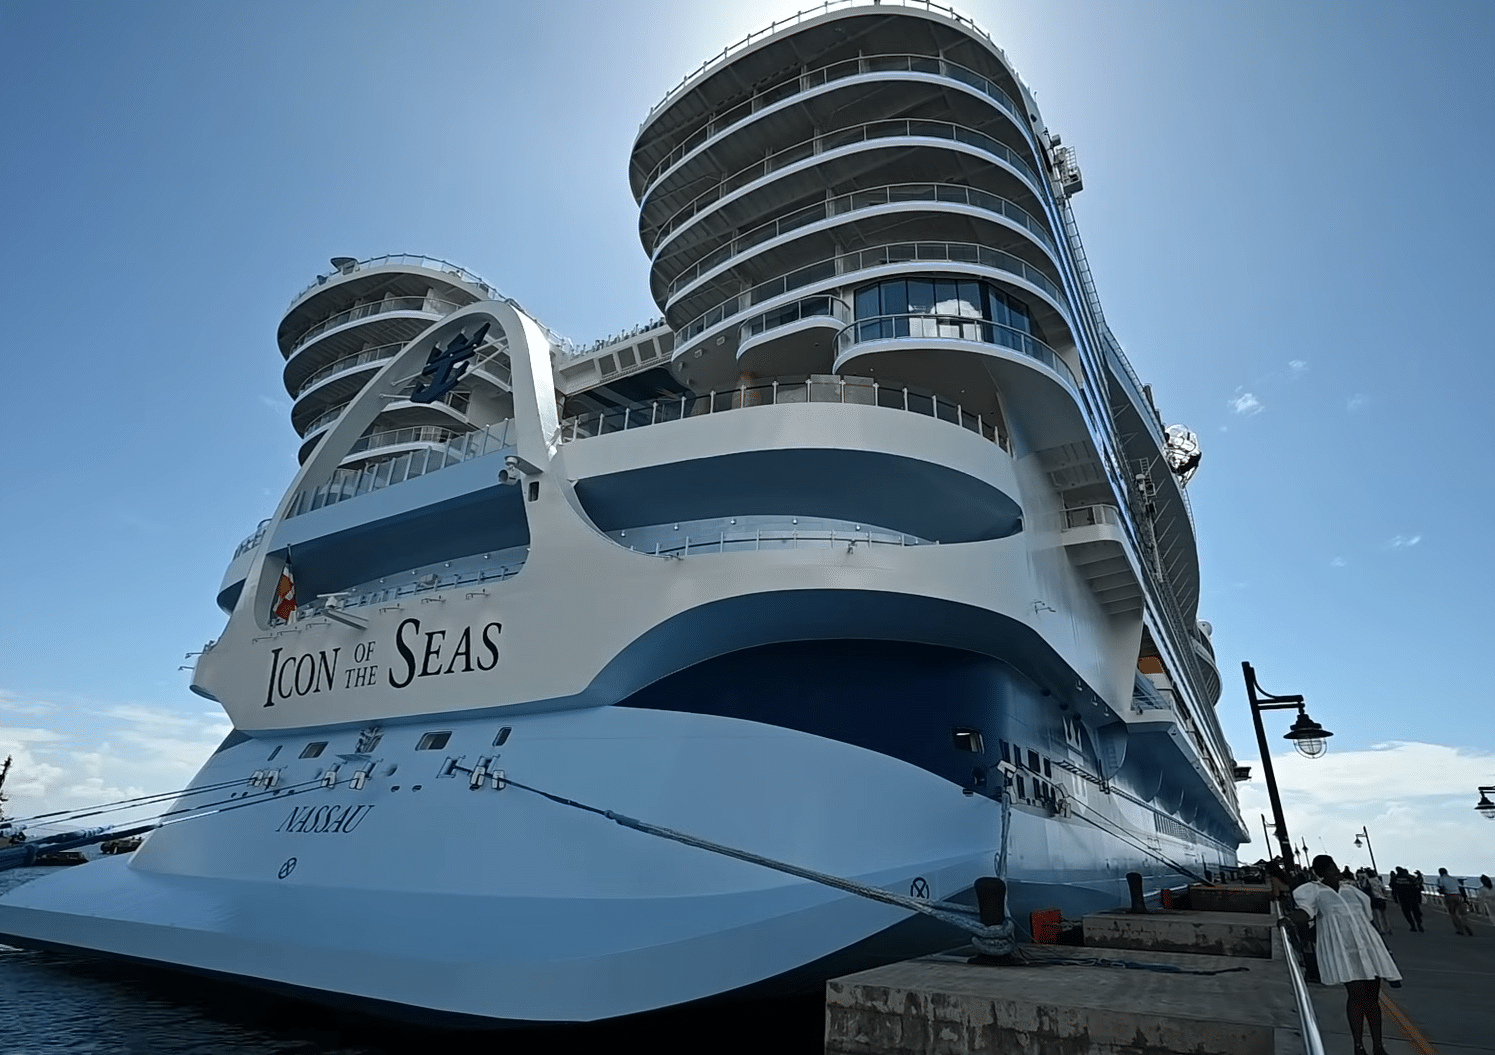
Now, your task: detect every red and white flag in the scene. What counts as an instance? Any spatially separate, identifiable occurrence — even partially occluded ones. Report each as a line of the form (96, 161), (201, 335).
(272, 566), (297, 623)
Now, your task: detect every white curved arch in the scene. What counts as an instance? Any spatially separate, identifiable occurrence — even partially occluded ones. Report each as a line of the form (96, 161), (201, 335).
(215, 300), (557, 639)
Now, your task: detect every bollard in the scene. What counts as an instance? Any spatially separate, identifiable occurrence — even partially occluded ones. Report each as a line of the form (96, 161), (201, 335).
(975, 877), (1007, 926)
(1126, 871), (1148, 914)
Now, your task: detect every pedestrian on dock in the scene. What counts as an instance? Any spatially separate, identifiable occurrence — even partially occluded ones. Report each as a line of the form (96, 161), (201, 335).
(1294, 855), (1401, 1055)
(1357, 870), (1391, 937)
(1437, 868), (1476, 936)
(1478, 875), (1493, 919)
(1390, 867), (1423, 931)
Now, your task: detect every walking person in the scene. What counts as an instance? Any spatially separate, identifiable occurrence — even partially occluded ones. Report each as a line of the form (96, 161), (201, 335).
(1295, 855), (1401, 1055)
(1390, 867), (1424, 931)
(1437, 868), (1476, 936)
(1477, 875), (1494, 920)
(1359, 870), (1392, 936)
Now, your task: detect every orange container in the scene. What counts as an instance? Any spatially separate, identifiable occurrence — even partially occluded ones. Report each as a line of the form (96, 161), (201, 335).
(1030, 908), (1063, 944)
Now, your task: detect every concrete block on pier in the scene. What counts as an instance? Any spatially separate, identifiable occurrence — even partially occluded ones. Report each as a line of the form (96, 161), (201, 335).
(825, 946), (1302, 1055)
(1188, 884), (1272, 914)
(1083, 909), (1277, 959)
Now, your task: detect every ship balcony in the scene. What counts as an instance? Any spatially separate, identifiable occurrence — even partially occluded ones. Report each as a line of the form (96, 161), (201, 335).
(644, 118), (1047, 260)
(292, 342), (401, 401)
(560, 388), (1020, 548)
(1056, 505), (1143, 617)
(299, 415), (467, 467)
(734, 296), (849, 377)
(657, 182), (1060, 315)
(284, 254), (497, 315)
(634, 50), (1036, 204)
(639, 70), (1037, 238)
(672, 240), (1073, 367)
(283, 294), (461, 371)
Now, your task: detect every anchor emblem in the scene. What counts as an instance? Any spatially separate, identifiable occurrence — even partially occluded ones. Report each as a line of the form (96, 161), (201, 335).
(410, 322), (489, 404)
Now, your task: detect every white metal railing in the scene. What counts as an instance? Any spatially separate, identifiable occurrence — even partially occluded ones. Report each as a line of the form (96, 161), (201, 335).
(288, 254), (495, 309)
(740, 294), (852, 342)
(665, 182), (1055, 301)
(643, 49), (1027, 195)
(287, 421), (516, 519)
(289, 296), (461, 355)
(644, 0), (1004, 124)
(1275, 913), (1327, 1055)
(838, 313), (1075, 390)
(301, 400), (353, 438)
(558, 375), (1006, 449)
(296, 343), (402, 396)
(625, 527), (930, 559)
(232, 519), (273, 560)
(677, 240), (1067, 350)
(651, 117), (1043, 250)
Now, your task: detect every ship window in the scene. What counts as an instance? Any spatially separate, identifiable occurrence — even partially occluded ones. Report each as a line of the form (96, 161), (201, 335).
(299, 742), (327, 759)
(493, 726), (512, 747)
(1043, 758), (1052, 778)
(1028, 749), (1040, 773)
(528, 481), (540, 502)
(999, 739), (1010, 763)
(417, 731), (452, 751)
(952, 728), (984, 753)
(1016, 775), (1026, 799)
(266, 745), (282, 761)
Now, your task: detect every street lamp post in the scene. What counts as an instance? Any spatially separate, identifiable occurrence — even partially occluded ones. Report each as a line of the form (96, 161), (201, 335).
(1243, 661), (1333, 869)
(1353, 826), (1378, 875)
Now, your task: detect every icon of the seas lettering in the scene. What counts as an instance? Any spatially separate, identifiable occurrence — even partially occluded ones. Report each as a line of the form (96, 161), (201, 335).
(263, 647), (340, 707)
(276, 803), (374, 835)
(388, 618), (500, 689)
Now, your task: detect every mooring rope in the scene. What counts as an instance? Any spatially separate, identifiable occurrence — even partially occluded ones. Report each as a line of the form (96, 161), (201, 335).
(502, 775), (1017, 955)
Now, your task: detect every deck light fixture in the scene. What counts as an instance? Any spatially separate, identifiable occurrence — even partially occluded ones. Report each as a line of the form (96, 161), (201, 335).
(1243, 661), (1332, 867)
(1477, 786), (1495, 820)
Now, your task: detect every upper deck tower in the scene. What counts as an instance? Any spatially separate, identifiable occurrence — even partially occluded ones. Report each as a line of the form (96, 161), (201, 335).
(276, 255), (515, 467)
(629, 3), (1077, 417)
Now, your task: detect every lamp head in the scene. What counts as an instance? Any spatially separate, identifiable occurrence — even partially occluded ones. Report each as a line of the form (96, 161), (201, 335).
(1354, 835), (1363, 849)
(1284, 711), (1332, 758)
(1477, 791), (1495, 819)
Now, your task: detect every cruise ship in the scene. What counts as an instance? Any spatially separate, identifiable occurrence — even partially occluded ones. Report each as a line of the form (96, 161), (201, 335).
(0, 1), (1245, 1025)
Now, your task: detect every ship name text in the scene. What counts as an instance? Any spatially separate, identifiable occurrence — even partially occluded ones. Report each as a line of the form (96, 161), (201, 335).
(262, 619), (501, 706)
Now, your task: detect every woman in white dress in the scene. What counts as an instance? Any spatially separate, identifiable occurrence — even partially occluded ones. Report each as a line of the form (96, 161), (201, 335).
(1295, 855), (1401, 1055)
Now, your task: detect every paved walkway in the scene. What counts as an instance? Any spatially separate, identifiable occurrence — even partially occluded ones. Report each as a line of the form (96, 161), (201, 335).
(1308, 902), (1493, 1055)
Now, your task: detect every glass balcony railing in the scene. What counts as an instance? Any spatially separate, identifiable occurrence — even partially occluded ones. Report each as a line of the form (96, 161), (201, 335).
(837, 313), (1077, 390)
(288, 254), (495, 310)
(740, 294), (852, 341)
(558, 374), (1007, 450)
(665, 182), (1055, 301)
(643, 49), (1029, 195)
(289, 296), (461, 355)
(286, 421), (516, 519)
(677, 239), (1068, 349)
(652, 118), (1043, 250)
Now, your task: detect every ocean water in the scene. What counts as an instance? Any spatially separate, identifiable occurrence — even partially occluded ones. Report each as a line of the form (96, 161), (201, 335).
(0, 864), (824, 1055)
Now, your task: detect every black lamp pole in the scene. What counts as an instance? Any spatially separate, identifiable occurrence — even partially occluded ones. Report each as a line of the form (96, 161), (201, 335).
(1353, 826), (1378, 874)
(1243, 661), (1332, 869)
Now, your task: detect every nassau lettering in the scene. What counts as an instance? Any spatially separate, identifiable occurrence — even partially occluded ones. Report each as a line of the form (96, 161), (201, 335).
(275, 803), (375, 835)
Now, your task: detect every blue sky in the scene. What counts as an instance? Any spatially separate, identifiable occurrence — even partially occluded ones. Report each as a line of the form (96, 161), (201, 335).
(2, 1), (1492, 873)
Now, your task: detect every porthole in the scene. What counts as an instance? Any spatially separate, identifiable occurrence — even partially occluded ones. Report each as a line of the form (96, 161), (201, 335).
(416, 731), (452, 751)
(493, 726), (512, 747)
(266, 745), (282, 761)
(299, 742), (327, 759)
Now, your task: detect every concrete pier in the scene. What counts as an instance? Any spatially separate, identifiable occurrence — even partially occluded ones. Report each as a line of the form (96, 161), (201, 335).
(825, 890), (1495, 1054)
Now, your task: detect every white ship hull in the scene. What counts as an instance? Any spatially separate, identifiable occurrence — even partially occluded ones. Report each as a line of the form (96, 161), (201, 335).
(0, 3), (1246, 1026)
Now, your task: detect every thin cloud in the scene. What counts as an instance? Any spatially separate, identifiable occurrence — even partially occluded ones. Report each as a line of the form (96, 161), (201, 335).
(1347, 393), (1371, 411)
(1388, 534), (1422, 549)
(1236, 741), (1495, 875)
(1228, 391), (1264, 416)
(259, 394), (291, 414)
(1287, 359), (1308, 377)
(1329, 556), (1347, 568)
